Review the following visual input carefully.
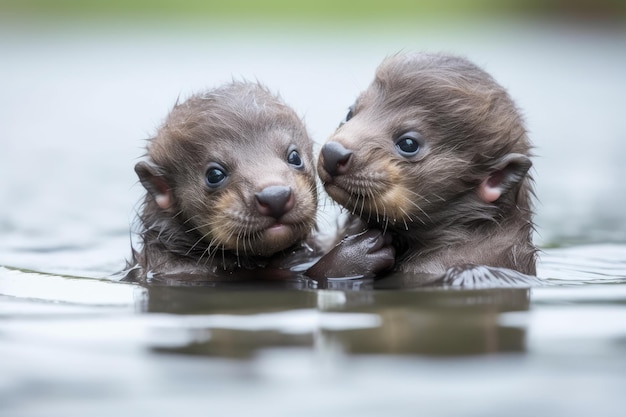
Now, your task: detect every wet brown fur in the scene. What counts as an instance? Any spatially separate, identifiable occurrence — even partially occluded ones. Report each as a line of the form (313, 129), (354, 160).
(318, 53), (537, 276)
(127, 82), (319, 279)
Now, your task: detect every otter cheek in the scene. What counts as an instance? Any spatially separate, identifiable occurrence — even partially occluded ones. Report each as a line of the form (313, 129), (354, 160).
(323, 182), (344, 201)
(293, 175), (317, 222)
(382, 185), (412, 220)
(375, 164), (407, 216)
(208, 192), (241, 250)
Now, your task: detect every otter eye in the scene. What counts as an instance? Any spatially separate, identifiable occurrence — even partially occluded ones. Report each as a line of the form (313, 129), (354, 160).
(205, 165), (227, 188)
(395, 131), (422, 157)
(345, 106), (354, 122)
(287, 149), (304, 169)
(339, 105), (355, 127)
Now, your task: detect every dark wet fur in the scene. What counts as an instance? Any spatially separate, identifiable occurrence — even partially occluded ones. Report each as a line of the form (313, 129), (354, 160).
(319, 53), (537, 282)
(124, 82), (395, 284)
(125, 82), (320, 281)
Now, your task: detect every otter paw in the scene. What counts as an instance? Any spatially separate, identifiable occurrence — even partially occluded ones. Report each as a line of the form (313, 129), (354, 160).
(306, 229), (395, 279)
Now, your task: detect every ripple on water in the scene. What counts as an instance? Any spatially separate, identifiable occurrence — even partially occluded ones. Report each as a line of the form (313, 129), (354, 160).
(537, 244), (626, 284)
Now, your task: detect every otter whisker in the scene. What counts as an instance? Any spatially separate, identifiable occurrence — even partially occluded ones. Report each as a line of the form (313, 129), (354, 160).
(399, 193), (432, 224)
(365, 187), (376, 223)
(398, 207), (414, 230)
(401, 188), (434, 207)
(201, 239), (223, 267)
(358, 193), (366, 218)
(186, 229), (214, 257)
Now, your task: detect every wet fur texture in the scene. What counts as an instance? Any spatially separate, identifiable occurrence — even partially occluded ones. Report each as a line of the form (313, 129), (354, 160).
(127, 82), (319, 279)
(318, 53), (537, 277)
(126, 81), (395, 283)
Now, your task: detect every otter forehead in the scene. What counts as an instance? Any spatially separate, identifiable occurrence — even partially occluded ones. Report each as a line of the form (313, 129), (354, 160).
(350, 53), (529, 159)
(162, 91), (306, 147)
(149, 84), (311, 170)
(369, 54), (500, 114)
(374, 53), (497, 94)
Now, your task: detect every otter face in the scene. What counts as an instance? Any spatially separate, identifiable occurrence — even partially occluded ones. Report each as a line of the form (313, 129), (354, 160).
(137, 83), (317, 258)
(318, 53), (532, 233)
(180, 134), (317, 258)
(317, 100), (463, 232)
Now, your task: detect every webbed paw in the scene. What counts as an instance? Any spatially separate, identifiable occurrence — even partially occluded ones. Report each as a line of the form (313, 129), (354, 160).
(306, 229), (395, 279)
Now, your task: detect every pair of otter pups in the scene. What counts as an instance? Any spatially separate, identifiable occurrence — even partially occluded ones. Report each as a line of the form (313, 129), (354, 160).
(126, 81), (394, 284)
(126, 52), (537, 286)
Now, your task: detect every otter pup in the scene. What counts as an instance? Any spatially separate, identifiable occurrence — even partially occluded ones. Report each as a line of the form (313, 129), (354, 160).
(318, 53), (537, 285)
(126, 82), (393, 284)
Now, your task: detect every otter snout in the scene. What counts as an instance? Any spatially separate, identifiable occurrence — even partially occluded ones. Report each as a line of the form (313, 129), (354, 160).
(321, 141), (353, 176)
(255, 185), (294, 219)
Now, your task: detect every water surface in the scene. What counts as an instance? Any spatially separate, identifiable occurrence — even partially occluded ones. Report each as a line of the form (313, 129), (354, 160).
(1, 16), (626, 416)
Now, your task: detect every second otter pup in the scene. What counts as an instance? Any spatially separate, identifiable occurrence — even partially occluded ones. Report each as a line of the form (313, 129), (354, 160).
(126, 82), (393, 284)
(318, 53), (537, 285)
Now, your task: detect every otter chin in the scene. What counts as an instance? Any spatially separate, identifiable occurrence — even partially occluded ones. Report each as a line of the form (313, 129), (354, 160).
(318, 52), (538, 285)
(204, 222), (304, 258)
(245, 223), (305, 257)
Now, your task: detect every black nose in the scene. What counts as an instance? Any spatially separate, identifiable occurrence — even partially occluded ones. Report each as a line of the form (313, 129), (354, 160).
(321, 141), (353, 176)
(255, 185), (294, 219)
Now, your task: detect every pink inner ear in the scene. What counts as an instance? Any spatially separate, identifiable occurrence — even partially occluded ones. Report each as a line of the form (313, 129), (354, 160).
(477, 170), (504, 203)
(151, 176), (172, 210)
(155, 194), (172, 210)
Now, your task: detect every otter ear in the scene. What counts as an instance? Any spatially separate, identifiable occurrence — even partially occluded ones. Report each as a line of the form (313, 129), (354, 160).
(477, 153), (531, 203)
(135, 160), (173, 210)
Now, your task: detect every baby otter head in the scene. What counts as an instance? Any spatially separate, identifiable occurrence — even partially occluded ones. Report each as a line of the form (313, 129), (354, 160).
(136, 82), (317, 258)
(318, 53), (533, 235)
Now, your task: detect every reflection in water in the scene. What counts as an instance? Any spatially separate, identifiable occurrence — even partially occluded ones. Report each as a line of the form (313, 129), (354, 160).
(141, 280), (530, 357)
(1, 254), (625, 417)
(0, 266), (530, 359)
